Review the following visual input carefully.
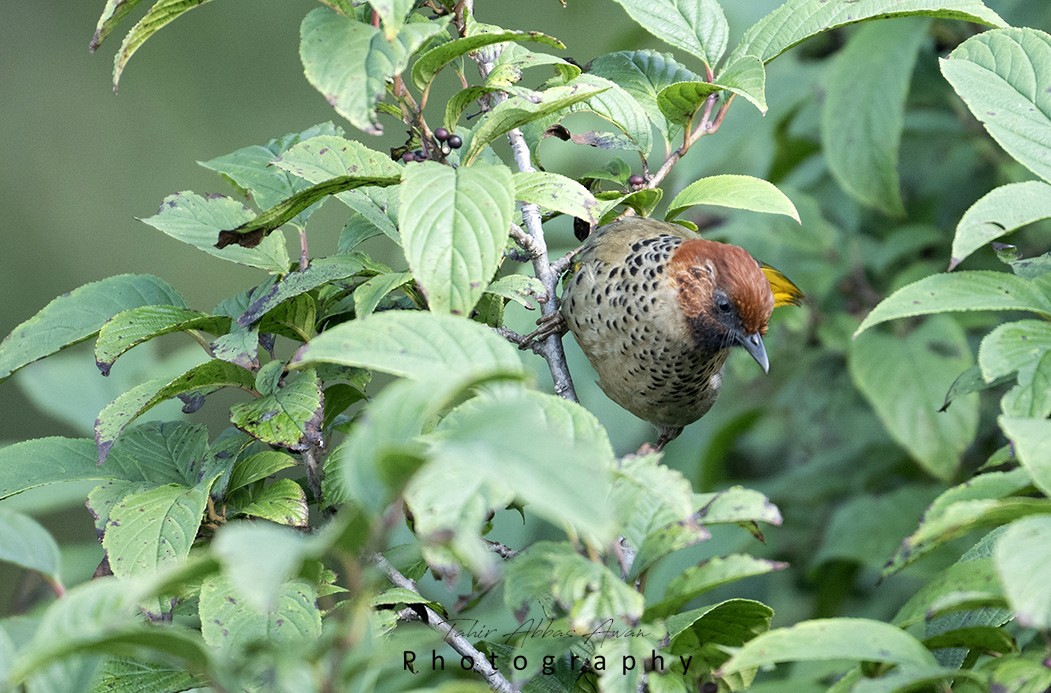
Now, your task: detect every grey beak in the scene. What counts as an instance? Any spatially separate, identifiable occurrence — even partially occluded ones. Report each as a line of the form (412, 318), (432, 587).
(739, 332), (769, 373)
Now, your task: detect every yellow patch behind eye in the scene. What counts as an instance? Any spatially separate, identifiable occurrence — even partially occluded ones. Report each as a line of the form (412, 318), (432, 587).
(761, 263), (805, 308)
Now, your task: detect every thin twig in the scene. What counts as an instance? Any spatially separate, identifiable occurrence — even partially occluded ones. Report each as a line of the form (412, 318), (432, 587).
(549, 245), (584, 279)
(508, 223), (541, 258)
(375, 554), (513, 693)
(494, 326), (543, 354)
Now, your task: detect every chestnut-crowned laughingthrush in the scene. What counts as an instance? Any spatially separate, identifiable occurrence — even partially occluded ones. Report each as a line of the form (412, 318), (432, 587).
(534, 217), (803, 450)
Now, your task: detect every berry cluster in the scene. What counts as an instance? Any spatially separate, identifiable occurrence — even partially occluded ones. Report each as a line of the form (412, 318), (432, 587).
(399, 128), (463, 163)
(434, 127), (463, 150)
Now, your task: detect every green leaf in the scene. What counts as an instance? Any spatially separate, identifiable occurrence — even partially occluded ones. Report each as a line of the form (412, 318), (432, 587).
(411, 30), (564, 90)
(655, 81), (722, 128)
(463, 82), (610, 165)
(91, 0), (146, 51)
(199, 575), (321, 651)
(941, 28), (1051, 185)
(588, 50), (699, 145)
(1000, 417), (1051, 498)
(854, 271), (1051, 336)
(995, 516), (1051, 628)
(888, 497), (1051, 576)
(330, 374), (504, 511)
(274, 135), (401, 182)
(273, 135), (402, 242)
(212, 521), (317, 612)
(0, 509), (61, 582)
(413, 389), (618, 575)
(941, 364), (1013, 412)
(113, 0), (213, 91)
(229, 368), (322, 451)
(7, 579), (140, 683)
(95, 360), (256, 462)
(93, 659), (202, 693)
(0, 274), (184, 382)
(390, 17), (451, 74)
(979, 320), (1051, 382)
(236, 478), (308, 527)
(0, 438), (112, 501)
(504, 541), (644, 631)
(353, 271), (415, 318)
(730, 0), (1004, 65)
(850, 666), (985, 693)
(822, 18), (929, 216)
(399, 161), (515, 315)
(608, 0), (728, 70)
(719, 618), (938, 677)
(199, 122), (344, 222)
(666, 599), (774, 674)
(105, 421), (212, 487)
(850, 315), (978, 479)
(227, 451), (298, 492)
(370, 0), (413, 40)
(595, 187), (664, 223)
(562, 74), (654, 155)
(216, 175), (400, 250)
(141, 192), (290, 271)
(647, 554), (787, 619)
(894, 557), (1004, 628)
(484, 274), (546, 310)
(293, 310), (524, 380)
(300, 8), (395, 135)
(237, 254), (373, 326)
(694, 486), (783, 526)
(950, 182), (1051, 270)
(95, 306), (228, 376)
(715, 54), (767, 113)
(514, 171), (600, 224)
(611, 453), (697, 572)
(102, 483), (210, 581)
(666, 174), (799, 222)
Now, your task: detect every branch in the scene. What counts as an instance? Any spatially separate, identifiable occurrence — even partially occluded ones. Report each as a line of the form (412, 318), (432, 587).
(494, 326), (544, 355)
(375, 554), (513, 693)
(470, 39), (579, 402)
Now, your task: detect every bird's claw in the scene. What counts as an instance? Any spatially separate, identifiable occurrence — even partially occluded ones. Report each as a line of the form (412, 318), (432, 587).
(518, 311), (567, 351)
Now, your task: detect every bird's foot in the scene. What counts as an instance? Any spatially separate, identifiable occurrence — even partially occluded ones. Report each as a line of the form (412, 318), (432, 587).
(518, 312), (567, 351)
(653, 426), (683, 452)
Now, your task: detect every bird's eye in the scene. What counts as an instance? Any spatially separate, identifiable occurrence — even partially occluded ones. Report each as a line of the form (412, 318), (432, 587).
(715, 294), (733, 314)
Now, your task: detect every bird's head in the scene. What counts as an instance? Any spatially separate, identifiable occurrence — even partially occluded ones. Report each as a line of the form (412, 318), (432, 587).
(669, 238), (802, 373)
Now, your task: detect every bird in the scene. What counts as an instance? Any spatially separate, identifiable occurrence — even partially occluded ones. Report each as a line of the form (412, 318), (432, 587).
(529, 217), (803, 450)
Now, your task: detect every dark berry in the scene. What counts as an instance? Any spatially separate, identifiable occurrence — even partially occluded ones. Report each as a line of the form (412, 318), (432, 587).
(628, 174), (646, 188)
(447, 134), (463, 149)
(434, 127), (450, 142)
(701, 683), (719, 693)
(401, 151), (415, 163)
(413, 149), (427, 160)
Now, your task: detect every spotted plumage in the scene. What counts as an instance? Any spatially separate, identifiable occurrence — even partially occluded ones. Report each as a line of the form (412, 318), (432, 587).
(559, 217), (802, 449)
